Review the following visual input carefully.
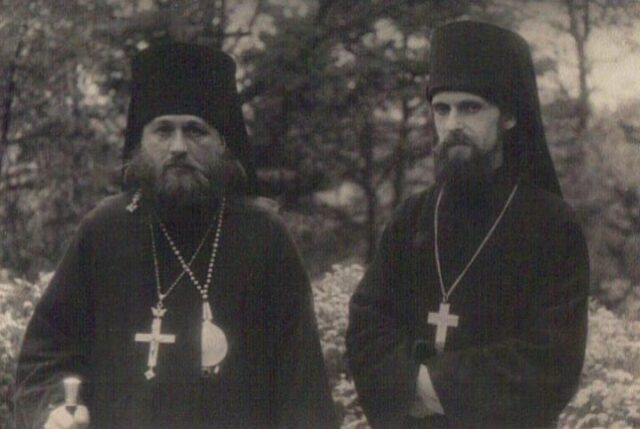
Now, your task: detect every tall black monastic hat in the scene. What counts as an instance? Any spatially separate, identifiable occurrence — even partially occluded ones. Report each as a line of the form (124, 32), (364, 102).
(123, 43), (257, 194)
(428, 21), (562, 197)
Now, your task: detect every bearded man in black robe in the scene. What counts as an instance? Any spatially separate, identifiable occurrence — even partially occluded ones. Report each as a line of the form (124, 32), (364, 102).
(14, 43), (338, 429)
(346, 21), (589, 429)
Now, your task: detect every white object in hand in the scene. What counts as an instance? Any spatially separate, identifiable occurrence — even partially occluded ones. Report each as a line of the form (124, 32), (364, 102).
(63, 377), (81, 414)
(43, 377), (90, 429)
(411, 365), (445, 417)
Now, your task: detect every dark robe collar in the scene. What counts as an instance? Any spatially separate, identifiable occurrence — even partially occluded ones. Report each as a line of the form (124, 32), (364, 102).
(437, 165), (518, 215)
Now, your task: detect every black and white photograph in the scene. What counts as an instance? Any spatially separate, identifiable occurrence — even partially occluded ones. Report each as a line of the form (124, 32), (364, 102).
(1, 1), (639, 428)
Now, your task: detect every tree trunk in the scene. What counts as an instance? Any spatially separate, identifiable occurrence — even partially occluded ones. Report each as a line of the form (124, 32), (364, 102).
(0, 26), (26, 170)
(393, 95), (409, 208)
(360, 118), (377, 262)
(566, 0), (591, 132)
(393, 32), (412, 208)
(214, 0), (227, 50)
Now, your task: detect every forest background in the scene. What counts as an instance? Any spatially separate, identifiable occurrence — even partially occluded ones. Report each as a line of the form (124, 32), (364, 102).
(1, 0), (640, 427)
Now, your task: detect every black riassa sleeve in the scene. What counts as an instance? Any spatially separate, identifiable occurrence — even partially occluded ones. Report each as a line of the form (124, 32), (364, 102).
(346, 197), (422, 429)
(426, 213), (590, 428)
(13, 220), (95, 429)
(266, 215), (339, 429)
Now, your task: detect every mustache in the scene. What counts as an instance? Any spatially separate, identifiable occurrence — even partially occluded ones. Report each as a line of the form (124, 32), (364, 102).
(122, 147), (248, 196)
(440, 130), (475, 152)
(163, 158), (200, 173)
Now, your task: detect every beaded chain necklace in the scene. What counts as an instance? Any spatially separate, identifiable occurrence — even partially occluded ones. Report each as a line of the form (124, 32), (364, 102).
(134, 197), (228, 379)
(149, 220), (215, 308)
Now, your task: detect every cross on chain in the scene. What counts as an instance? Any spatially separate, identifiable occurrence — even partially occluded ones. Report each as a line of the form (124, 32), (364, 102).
(135, 306), (175, 380)
(427, 302), (459, 353)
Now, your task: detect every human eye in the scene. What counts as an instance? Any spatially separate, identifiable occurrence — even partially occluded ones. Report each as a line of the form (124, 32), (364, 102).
(432, 103), (450, 116)
(460, 101), (483, 114)
(184, 122), (210, 139)
(152, 122), (173, 138)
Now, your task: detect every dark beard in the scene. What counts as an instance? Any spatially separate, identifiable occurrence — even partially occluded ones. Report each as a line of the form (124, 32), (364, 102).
(123, 150), (229, 217)
(158, 163), (213, 208)
(434, 130), (500, 193)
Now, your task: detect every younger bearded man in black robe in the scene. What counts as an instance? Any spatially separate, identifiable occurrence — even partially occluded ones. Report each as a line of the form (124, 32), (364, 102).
(15, 44), (338, 429)
(346, 21), (589, 429)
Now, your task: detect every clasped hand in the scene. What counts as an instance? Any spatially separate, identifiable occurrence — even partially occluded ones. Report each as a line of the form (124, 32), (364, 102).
(43, 404), (90, 429)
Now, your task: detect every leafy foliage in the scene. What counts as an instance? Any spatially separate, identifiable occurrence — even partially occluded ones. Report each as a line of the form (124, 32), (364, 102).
(0, 270), (50, 427)
(313, 264), (367, 427)
(313, 265), (640, 429)
(0, 0), (480, 276)
(3, 1), (638, 308)
(1, 264), (639, 427)
(1, 1), (640, 424)
(558, 303), (640, 428)
(553, 101), (640, 316)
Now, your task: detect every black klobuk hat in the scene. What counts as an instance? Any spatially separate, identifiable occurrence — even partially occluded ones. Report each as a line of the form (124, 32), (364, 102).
(123, 43), (257, 194)
(428, 21), (562, 197)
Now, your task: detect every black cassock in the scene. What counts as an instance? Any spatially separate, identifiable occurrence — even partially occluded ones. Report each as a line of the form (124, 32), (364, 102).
(346, 178), (589, 429)
(15, 193), (338, 429)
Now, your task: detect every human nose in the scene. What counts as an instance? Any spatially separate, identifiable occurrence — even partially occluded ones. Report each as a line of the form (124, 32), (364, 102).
(168, 130), (187, 155)
(443, 109), (463, 133)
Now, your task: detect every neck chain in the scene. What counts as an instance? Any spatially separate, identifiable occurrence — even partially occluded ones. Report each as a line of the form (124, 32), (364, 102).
(434, 184), (518, 303)
(155, 197), (229, 376)
(135, 197), (228, 380)
(157, 197), (226, 303)
(149, 219), (215, 307)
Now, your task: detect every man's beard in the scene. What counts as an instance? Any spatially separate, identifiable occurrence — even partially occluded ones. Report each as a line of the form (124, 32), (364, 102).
(124, 150), (228, 214)
(434, 130), (501, 191)
(156, 160), (219, 210)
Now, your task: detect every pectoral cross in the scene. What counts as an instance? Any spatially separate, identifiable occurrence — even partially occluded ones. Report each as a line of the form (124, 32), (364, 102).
(428, 302), (459, 353)
(135, 306), (176, 380)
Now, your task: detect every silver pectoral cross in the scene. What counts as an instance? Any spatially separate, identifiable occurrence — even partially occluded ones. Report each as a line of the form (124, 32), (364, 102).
(427, 302), (459, 353)
(135, 306), (176, 380)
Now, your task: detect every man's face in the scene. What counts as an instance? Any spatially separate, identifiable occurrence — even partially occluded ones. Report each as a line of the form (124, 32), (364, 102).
(431, 91), (515, 184)
(139, 114), (225, 205)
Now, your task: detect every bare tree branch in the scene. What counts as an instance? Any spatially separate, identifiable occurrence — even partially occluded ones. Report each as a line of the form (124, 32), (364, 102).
(1, 22), (27, 171)
(565, 0), (592, 131)
(225, 0), (264, 52)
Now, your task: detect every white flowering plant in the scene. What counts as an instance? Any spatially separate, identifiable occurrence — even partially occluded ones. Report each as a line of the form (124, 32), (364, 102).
(311, 265), (640, 429)
(1, 265), (639, 428)
(312, 264), (369, 428)
(0, 270), (51, 427)
(558, 303), (640, 429)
